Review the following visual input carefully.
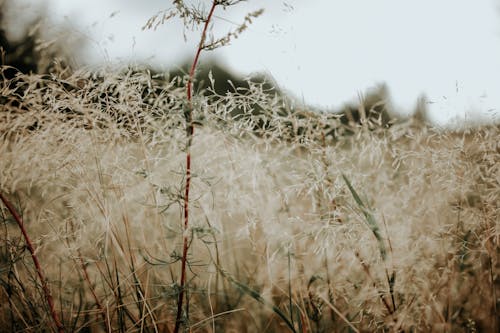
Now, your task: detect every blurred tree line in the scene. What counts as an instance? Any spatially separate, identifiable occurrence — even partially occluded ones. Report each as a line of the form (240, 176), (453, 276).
(1, 0), (423, 139)
(0, 0), (40, 78)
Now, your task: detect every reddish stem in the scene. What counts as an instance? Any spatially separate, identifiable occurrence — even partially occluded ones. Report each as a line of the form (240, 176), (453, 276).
(174, 2), (218, 333)
(0, 192), (65, 333)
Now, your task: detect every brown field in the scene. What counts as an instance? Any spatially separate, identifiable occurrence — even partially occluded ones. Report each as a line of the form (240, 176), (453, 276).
(0, 67), (498, 332)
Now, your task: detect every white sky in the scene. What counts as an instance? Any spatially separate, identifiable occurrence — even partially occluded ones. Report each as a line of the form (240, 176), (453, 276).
(10, 0), (500, 125)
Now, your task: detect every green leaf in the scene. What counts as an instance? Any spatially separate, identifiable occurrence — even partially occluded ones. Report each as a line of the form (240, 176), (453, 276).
(219, 268), (297, 333)
(342, 174), (387, 261)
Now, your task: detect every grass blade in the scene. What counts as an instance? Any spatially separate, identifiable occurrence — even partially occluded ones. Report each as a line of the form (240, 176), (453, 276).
(342, 174), (387, 261)
(219, 267), (297, 333)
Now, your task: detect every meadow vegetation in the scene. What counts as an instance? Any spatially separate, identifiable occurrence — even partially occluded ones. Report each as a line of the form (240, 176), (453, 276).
(0, 1), (499, 332)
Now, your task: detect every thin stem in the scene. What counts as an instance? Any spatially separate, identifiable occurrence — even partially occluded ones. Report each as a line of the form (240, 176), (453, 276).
(174, 2), (218, 333)
(0, 192), (65, 333)
(77, 254), (109, 328)
(288, 250), (294, 328)
(319, 295), (360, 333)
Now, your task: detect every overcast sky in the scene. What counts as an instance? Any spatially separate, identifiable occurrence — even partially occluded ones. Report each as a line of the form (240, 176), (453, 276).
(10, 0), (500, 125)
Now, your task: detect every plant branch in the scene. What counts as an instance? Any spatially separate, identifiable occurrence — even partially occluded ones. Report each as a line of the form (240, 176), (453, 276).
(0, 192), (65, 333)
(174, 1), (218, 333)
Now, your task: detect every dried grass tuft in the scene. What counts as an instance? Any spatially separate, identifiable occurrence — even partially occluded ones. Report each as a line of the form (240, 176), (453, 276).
(0, 58), (498, 333)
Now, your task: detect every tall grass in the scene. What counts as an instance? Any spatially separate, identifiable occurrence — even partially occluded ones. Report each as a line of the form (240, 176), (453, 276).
(0, 2), (499, 332)
(0, 64), (498, 332)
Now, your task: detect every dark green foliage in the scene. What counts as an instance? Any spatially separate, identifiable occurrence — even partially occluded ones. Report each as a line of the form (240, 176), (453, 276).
(0, 1), (44, 78)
